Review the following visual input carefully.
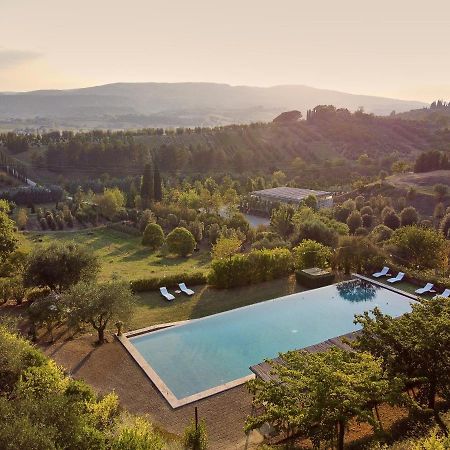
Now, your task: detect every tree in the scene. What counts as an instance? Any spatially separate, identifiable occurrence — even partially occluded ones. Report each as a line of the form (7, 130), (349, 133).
(440, 213), (450, 238)
(142, 223), (164, 250)
(370, 224), (393, 244)
(16, 208), (28, 230)
(140, 162), (154, 209)
(346, 210), (363, 234)
(355, 297), (450, 432)
(434, 184), (448, 202)
(95, 187), (125, 220)
(293, 219), (338, 248)
(388, 225), (448, 270)
(293, 240), (332, 270)
(383, 210), (401, 230)
(400, 206), (419, 227)
(334, 236), (384, 274)
(153, 165), (162, 202)
(246, 348), (397, 450)
(24, 242), (100, 291)
(63, 281), (135, 344)
(183, 419), (208, 450)
(166, 227), (196, 257)
(302, 194), (318, 211)
(211, 236), (242, 261)
(0, 210), (18, 262)
(270, 204), (294, 238)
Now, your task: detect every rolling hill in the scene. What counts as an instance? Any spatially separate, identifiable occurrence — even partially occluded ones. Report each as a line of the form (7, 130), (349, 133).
(0, 82), (427, 129)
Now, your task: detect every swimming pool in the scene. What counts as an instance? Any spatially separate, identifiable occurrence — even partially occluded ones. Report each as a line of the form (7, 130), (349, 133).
(122, 279), (414, 407)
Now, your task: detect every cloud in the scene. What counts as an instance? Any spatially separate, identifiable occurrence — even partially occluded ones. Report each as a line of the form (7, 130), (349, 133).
(0, 49), (42, 69)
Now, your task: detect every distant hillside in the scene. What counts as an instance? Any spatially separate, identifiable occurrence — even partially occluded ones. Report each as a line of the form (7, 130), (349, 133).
(0, 82), (426, 129)
(3, 108), (448, 190)
(396, 103), (450, 127)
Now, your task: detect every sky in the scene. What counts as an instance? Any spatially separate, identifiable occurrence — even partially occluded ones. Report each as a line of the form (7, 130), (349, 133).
(0, 0), (449, 102)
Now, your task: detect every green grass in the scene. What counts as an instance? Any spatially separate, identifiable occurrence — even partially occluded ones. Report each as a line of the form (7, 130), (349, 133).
(368, 276), (435, 299)
(21, 227), (211, 282)
(130, 276), (304, 330)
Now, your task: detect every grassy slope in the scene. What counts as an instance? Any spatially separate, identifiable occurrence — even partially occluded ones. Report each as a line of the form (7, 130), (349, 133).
(21, 228), (211, 282)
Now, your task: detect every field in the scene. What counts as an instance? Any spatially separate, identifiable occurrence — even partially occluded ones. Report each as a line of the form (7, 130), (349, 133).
(21, 227), (211, 282)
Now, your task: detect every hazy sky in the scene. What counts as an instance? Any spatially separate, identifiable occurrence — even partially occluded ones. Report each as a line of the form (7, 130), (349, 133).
(1, 0), (449, 101)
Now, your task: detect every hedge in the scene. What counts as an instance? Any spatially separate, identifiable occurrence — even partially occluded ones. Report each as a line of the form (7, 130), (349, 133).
(130, 271), (207, 292)
(208, 248), (294, 289)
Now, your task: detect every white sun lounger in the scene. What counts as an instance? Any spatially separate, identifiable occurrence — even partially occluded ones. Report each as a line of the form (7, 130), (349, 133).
(179, 283), (194, 296)
(415, 283), (435, 295)
(433, 288), (450, 300)
(387, 272), (405, 283)
(372, 266), (390, 278)
(160, 287), (175, 301)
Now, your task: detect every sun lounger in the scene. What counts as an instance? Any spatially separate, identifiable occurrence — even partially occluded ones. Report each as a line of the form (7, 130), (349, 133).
(179, 283), (194, 296)
(415, 283), (435, 295)
(387, 272), (405, 283)
(433, 288), (450, 299)
(160, 286), (175, 301)
(372, 266), (390, 278)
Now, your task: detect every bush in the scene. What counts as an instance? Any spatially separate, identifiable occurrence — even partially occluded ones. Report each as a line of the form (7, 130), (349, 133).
(25, 286), (51, 304)
(166, 227), (196, 257)
(183, 419), (207, 450)
(400, 206), (419, 227)
(370, 224), (393, 244)
(293, 240), (332, 270)
(346, 210), (362, 234)
(142, 223), (164, 249)
(138, 209), (156, 232)
(130, 271), (207, 292)
(208, 248), (293, 288)
(293, 220), (338, 248)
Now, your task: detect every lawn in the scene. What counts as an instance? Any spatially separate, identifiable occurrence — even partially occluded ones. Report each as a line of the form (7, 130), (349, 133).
(130, 276), (305, 330)
(21, 227), (211, 282)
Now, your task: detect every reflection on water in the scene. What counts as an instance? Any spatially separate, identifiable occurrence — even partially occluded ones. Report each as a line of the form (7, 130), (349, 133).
(336, 279), (379, 303)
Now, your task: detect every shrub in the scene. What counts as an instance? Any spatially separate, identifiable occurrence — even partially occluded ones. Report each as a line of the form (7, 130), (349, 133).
(293, 240), (332, 270)
(370, 224), (393, 244)
(25, 286), (52, 304)
(138, 209), (156, 232)
(166, 227), (196, 256)
(142, 223), (164, 250)
(39, 217), (48, 230)
(183, 419), (207, 450)
(293, 220), (338, 248)
(207, 223), (221, 245)
(400, 206), (419, 227)
(188, 220), (204, 243)
(346, 210), (362, 234)
(383, 210), (400, 230)
(361, 214), (372, 228)
(130, 271), (207, 292)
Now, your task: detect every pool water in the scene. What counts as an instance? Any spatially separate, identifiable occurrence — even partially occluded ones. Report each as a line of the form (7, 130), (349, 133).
(130, 279), (413, 400)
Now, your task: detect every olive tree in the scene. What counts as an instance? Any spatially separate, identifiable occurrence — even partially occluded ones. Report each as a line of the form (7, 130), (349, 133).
(63, 281), (135, 344)
(246, 348), (399, 450)
(24, 242), (100, 292)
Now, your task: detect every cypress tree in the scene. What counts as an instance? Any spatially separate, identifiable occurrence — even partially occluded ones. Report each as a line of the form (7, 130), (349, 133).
(140, 162), (154, 208)
(154, 165), (162, 202)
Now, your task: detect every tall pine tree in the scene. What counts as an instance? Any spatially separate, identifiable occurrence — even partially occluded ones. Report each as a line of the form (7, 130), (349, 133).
(140, 162), (154, 209)
(154, 165), (162, 202)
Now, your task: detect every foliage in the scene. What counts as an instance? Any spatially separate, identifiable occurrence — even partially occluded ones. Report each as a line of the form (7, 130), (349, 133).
(62, 281), (136, 344)
(414, 150), (449, 173)
(24, 241), (100, 291)
(347, 210), (363, 234)
(383, 210), (401, 230)
(334, 236), (385, 274)
(355, 297), (450, 426)
(246, 348), (399, 450)
(388, 225), (448, 270)
(209, 248), (293, 288)
(440, 213), (450, 238)
(0, 325), (167, 450)
(293, 239), (332, 270)
(183, 419), (208, 450)
(400, 206), (419, 227)
(292, 218), (339, 248)
(370, 224), (394, 244)
(0, 210), (18, 262)
(211, 236), (242, 260)
(142, 223), (165, 250)
(166, 227), (196, 257)
(95, 187), (126, 220)
(270, 204), (294, 238)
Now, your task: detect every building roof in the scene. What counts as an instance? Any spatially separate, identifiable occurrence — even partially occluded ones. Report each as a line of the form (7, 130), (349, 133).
(250, 187), (331, 203)
(249, 331), (358, 382)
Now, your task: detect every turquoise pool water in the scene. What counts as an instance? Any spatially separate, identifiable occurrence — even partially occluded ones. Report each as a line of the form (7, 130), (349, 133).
(130, 280), (413, 400)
